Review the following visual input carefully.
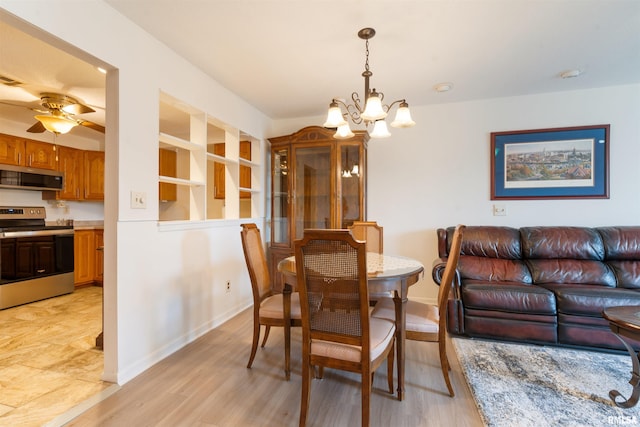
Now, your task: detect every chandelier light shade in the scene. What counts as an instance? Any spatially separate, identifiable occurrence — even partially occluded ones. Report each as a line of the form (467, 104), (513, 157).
(323, 101), (347, 128)
(334, 123), (355, 139)
(34, 114), (78, 135)
(322, 27), (416, 139)
(390, 102), (416, 128)
(370, 119), (391, 138)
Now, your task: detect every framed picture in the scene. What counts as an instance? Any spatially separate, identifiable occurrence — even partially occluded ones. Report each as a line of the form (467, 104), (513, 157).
(491, 125), (610, 200)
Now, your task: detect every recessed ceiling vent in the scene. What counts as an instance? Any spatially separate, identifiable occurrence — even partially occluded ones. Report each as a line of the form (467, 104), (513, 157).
(0, 75), (22, 86)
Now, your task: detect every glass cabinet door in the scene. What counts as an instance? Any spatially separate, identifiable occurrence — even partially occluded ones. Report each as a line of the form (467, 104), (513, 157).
(339, 144), (362, 228)
(293, 145), (332, 240)
(271, 147), (290, 245)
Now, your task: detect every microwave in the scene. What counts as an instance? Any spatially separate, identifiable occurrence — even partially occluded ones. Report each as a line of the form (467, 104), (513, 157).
(0, 164), (63, 191)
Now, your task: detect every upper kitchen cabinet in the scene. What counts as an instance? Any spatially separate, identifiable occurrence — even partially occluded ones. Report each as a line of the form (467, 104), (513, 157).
(158, 91), (262, 223)
(42, 147), (104, 201)
(83, 150), (105, 200)
(0, 133), (25, 166)
(0, 133), (56, 170)
(267, 126), (368, 289)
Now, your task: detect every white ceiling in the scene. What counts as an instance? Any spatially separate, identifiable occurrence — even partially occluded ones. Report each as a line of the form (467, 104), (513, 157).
(1, 1), (639, 137)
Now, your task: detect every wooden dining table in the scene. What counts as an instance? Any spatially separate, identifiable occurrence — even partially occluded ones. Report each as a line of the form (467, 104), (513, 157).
(277, 252), (424, 401)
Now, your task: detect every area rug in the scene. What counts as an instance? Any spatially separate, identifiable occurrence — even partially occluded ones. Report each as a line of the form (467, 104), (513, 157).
(452, 337), (640, 427)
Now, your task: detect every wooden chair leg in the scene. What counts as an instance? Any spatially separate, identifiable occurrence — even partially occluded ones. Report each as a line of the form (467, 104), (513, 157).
(299, 360), (312, 427)
(361, 370), (372, 427)
(261, 325), (271, 347)
(387, 339), (395, 394)
(247, 320), (260, 368)
(439, 338), (454, 397)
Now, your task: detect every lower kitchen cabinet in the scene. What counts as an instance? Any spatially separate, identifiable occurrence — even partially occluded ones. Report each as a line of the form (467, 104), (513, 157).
(74, 229), (103, 286)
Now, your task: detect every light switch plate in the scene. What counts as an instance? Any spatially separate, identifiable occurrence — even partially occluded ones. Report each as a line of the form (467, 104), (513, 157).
(131, 191), (146, 209)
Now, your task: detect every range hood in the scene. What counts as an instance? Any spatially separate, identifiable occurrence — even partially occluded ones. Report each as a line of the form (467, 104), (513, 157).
(0, 164), (63, 191)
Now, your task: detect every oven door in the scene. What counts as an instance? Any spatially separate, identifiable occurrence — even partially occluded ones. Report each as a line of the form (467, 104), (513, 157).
(0, 229), (74, 284)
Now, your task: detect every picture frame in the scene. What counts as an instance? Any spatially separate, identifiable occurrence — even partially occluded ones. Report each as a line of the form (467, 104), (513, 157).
(491, 125), (610, 200)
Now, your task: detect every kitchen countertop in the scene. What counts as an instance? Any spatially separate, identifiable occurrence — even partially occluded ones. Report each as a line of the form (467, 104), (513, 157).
(73, 221), (104, 230)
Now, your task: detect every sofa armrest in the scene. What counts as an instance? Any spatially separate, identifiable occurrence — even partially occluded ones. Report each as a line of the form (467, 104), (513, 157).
(432, 257), (462, 300)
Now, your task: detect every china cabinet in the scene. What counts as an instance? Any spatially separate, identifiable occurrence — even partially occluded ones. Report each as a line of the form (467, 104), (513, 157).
(267, 126), (368, 290)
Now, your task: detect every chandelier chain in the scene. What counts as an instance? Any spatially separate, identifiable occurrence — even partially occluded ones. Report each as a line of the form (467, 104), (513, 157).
(364, 39), (370, 73)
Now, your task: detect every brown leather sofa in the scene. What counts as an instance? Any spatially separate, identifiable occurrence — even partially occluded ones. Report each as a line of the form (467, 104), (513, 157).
(433, 226), (640, 352)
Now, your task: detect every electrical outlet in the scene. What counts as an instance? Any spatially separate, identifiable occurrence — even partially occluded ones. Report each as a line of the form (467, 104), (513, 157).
(130, 191), (146, 209)
(226, 280), (231, 293)
(493, 204), (507, 216)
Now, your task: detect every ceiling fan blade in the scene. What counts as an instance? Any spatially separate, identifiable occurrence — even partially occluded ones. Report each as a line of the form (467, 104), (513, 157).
(78, 120), (105, 133)
(27, 121), (46, 133)
(62, 103), (95, 115)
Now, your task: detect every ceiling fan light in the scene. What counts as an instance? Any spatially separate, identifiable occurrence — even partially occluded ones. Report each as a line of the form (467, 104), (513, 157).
(360, 90), (387, 122)
(390, 102), (416, 128)
(334, 123), (355, 139)
(323, 101), (347, 128)
(35, 115), (77, 135)
(370, 119), (391, 138)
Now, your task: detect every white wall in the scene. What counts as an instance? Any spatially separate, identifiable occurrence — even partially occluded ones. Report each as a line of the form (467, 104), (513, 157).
(274, 84), (640, 302)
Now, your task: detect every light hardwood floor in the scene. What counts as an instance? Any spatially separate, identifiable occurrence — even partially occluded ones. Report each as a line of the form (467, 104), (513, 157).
(66, 304), (485, 426)
(0, 286), (111, 427)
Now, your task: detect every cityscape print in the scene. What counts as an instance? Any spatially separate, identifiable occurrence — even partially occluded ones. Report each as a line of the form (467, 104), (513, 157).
(504, 138), (594, 188)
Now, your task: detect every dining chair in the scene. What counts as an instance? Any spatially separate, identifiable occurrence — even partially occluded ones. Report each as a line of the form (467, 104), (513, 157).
(371, 224), (465, 397)
(348, 220), (390, 303)
(294, 229), (396, 427)
(348, 221), (383, 254)
(240, 223), (302, 380)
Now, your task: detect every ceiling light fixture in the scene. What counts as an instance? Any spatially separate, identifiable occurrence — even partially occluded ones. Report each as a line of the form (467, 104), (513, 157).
(322, 27), (416, 139)
(560, 69), (582, 79)
(34, 111), (78, 135)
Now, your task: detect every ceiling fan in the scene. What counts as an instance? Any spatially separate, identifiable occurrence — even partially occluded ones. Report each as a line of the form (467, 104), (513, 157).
(0, 92), (105, 135)
(28, 92), (105, 135)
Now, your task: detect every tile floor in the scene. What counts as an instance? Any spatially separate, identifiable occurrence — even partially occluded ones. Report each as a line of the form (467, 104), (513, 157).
(0, 286), (111, 426)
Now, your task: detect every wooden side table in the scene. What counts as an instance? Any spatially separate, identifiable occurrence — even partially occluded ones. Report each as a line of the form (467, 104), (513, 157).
(603, 305), (640, 408)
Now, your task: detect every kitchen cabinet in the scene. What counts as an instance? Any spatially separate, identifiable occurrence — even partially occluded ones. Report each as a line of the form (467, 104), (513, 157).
(267, 126), (368, 290)
(0, 133), (56, 170)
(55, 145), (84, 200)
(43, 148), (104, 201)
(25, 140), (57, 170)
(239, 140), (252, 198)
(94, 229), (104, 285)
(74, 230), (95, 286)
(212, 140), (252, 199)
(84, 150), (105, 200)
(0, 133), (25, 166)
(159, 148), (177, 201)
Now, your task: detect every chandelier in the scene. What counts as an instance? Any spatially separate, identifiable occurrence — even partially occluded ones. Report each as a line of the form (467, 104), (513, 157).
(323, 27), (416, 139)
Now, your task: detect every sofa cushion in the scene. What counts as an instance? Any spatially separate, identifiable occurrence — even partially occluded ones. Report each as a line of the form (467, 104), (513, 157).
(458, 226), (522, 258)
(607, 261), (640, 288)
(526, 259), (617, 287)
(459, 256), (532, 284)
(541, 283), (640, 317)
(598, 226), (640, 260)
(521, 227), (604, 260)
(461, 282), (556, 315)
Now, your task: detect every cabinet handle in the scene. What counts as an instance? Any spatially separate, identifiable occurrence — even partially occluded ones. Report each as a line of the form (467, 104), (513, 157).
(37, 269), (46, 273)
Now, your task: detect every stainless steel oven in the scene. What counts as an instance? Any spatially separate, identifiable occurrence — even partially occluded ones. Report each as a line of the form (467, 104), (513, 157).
(0, 206), (74, 309)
